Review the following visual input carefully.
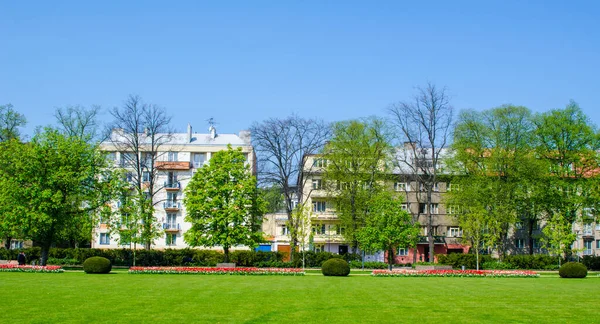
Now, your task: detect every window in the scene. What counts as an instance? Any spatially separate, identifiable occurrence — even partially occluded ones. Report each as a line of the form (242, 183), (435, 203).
(447, 183), (460, 192)
(167, 192), (178, 203)
(533, 221), (541, 230)
(281, 225), (289, 235)
(314, 244), (325, 253)
(193, 153), (207, 168)
(596, 224), (600, 231)
(100, 233), (110, 245)
(312, 179), (322, 190)
(312, 224), (326, 235)
(596, 240), (600, 249)
(142, 171), (150, 182)
(515, 239), (524, 249)
(394, 182), (407, 192)
(430, 204), (439, 214)
(120, 152), (135, 167)
(313, 158), (327, 167)
(106, 152), (116, 162)
(397, 248), (409, 256)
(166, 213), (177, 227)
(336, 181), (349, 190)
(141, 152), (153, 167)
(515, 222), (524, 230)
(168, 152), (178, 162)
(167, 172), (178, 186)
(166, 233), (177, 246)
(335, 226), (346, 235)
(447, 205), (459, 215)
(448, 227), (462, 237)
(312, 200), (326, 212)
(419, 203), (438, 214)
(10, 240), (24, 249)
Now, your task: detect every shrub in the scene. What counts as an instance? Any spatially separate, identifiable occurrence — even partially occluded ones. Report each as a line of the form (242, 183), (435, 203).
(503, 254), (559, 270)
(482, 261), (514, 270)
(559, 262), (587, 278)
(47, 257), (80, 265)
(437, 253), (493, 269)
(349, 261), (388, 269)
(321, 258), (350, 276)
(581, 255), (600, 271)
(83, 257), (112, 274)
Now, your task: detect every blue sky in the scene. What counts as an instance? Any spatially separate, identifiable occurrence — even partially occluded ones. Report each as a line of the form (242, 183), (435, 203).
(1, 1), (599, 137)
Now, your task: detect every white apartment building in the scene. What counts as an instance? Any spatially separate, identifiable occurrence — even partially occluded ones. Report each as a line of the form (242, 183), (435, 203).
(92, 124), (255, 249)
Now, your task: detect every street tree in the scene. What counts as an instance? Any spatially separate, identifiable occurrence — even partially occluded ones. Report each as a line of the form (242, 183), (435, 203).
(55, 105), (102, 141)
(0, 128), (119, 265)
(356, 192), (420, 270)
(250, 115), (330, 263)
(323, 118), (392, 253)
(184, 146), (266, 263)
(106, 95), (174, 249)
(388, 83), (454, 263)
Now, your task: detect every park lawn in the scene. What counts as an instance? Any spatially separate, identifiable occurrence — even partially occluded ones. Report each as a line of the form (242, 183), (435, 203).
(1, 272), (597, 323)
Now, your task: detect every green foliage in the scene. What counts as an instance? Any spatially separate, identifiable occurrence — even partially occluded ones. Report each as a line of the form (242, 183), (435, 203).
(321, 258), (350, 276)
(323, 118), (391, 250)
(184, 145), (266, 262)
(348, 261), (388, 269)
(356, 191), (419, 268)
(83, 256), (112, 274)
(503, 254), (560, 270)
(0, 129), (120, 265)
(0, 103), (27, 142)
(558, 262), (587, 278)
(437, 254), (494, 269)
(482, 261), (514, 270)
(46, 257), (80, 265)
(581, 255), (600, 271)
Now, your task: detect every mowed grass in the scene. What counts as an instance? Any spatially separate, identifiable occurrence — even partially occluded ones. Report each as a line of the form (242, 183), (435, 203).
(1, 272), (598, 324)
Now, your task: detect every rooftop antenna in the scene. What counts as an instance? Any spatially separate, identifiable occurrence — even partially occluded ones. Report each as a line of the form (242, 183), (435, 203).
(207, 117), (218, 139)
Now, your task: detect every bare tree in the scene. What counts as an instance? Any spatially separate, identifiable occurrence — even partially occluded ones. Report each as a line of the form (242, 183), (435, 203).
(388, 83), (454, 263)
(55, 105), (102, 141)
(250, 115), (330, 262)
(106, 95), (174, 250)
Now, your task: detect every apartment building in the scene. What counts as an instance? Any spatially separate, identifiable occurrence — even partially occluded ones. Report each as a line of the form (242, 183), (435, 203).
(92, 124), (255, 249)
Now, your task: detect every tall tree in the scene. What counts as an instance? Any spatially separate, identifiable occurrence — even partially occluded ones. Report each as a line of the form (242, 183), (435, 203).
(0, 103), (26, 142)
(356, 192), (420, 270)
(323, 118), (392, 253)
(55, 105), (102, 141)
(533, 101), (600, 257)
(449, 105), (541, 259)
(106, 95), (174, 249)
(250, 115), (330, 262)
(388, 83), (454, 263)
(184, 146), (266, 263)
(0, 129), (119, 265)
(0, 103), (27, 248)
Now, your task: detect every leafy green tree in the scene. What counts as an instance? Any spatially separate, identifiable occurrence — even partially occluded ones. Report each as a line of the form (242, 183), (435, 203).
(450, 105), (541, 258)
(541, 212), (578, 266)
(533, 101), (600, 257)
(356, 192), (420, 270)
(184, 146), (266, 263)
(0, 129), (119, 264)
(0, 103), (27, 142)
(323, 118), (392, 253)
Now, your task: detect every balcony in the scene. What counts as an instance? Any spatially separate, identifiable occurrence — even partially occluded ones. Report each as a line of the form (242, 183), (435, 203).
(311, 212), (338, 221)
(155, 161), (190, 170)
(163, 223), (181, 232)
(164, 181), (181, 191)
(192, 161), (206, 168)
(163, 201), (181, 211)
(418, 235), (446, 245)
(582, 229), (594, 238)
(583, 249), (594, 256)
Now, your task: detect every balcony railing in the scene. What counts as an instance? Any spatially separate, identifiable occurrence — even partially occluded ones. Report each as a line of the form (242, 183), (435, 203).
(583, 249), (594, 256)
(192, 161), (206, 168)
(582, 229), (594, 237)
(163, 223), (181, 231)
(163, 201), (181, 210)
(418, 235), (446, 244)
(164, 181), (181, 190)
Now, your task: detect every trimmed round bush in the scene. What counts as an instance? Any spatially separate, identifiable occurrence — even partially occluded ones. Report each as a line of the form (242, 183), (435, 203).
(321, 258), (350, 277)
(83, 256), (112, 274)
(559, 262), (587, 278)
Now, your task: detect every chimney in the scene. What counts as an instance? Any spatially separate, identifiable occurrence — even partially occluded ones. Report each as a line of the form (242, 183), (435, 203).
(187, 123), (192, 143)
(239, 130), (251, 145)
(209, 125), (217, 139)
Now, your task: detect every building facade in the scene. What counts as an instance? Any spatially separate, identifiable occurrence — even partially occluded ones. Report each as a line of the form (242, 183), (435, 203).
(93, 124), (255, 250)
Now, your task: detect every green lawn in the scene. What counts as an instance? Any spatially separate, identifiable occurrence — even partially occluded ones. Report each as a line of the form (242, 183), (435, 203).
(1, 272), (598, 323)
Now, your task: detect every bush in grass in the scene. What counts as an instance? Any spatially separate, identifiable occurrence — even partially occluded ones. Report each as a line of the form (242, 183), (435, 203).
(437, 253), (493, 269)
(559, 262), (587, 278)
(349, 261), (388, 269)
(47, 257), (80, 265)
(322, 258), (350, 276)
(581, 255), (600, 271)
(83, 257), (112, 274)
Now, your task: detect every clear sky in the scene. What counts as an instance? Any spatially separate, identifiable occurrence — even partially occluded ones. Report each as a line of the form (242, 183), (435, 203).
(1, 1), (599, 137)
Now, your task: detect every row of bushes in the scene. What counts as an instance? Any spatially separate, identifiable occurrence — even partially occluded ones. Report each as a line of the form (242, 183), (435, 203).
(0, 248), (361, 268)
(437, 253), (567, 270)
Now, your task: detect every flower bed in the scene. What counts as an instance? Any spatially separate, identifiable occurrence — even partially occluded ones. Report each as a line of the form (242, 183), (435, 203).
(0, 264), (64, 273)
(129, 266), (305, 276)
(371, 269), (539, 278)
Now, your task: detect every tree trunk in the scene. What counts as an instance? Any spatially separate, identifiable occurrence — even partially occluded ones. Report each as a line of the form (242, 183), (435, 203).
(527, 220), (534, 255)
(40, 241), (52, 266)
(224, 246), (230, 263)
(387, 247), (394, 270)
(4, 236), (11, 250)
